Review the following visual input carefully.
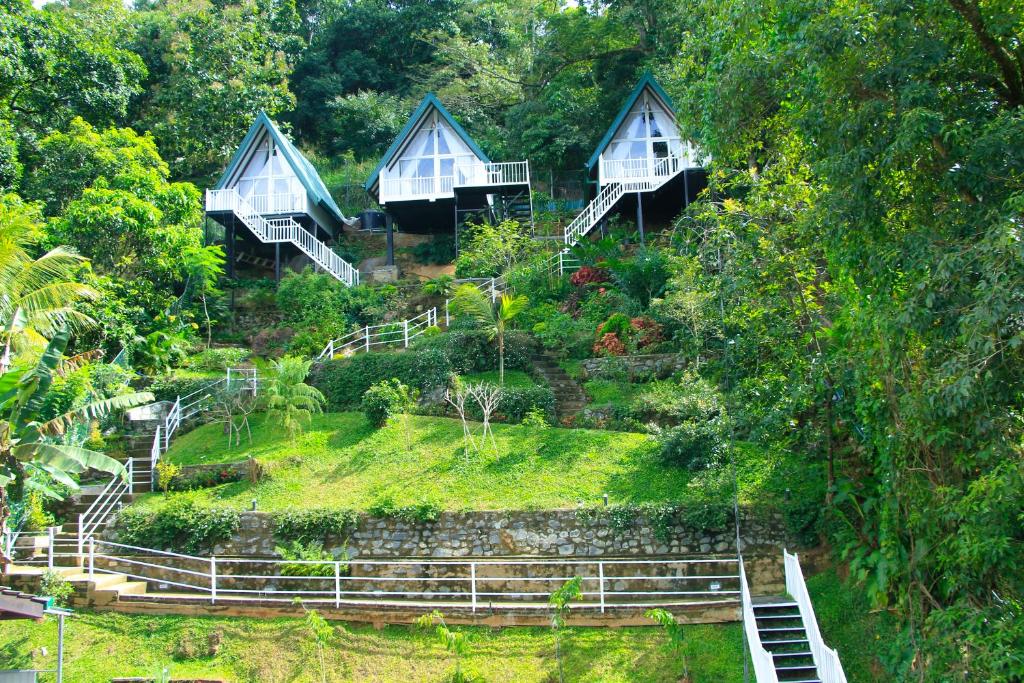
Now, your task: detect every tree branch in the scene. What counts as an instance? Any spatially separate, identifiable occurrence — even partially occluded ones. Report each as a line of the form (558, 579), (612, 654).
(947, 0), (1024, 107)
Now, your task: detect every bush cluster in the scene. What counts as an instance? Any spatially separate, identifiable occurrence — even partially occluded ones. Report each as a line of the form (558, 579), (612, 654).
(416, 325), (534, 374)
(271, 507), (360, 544)
(310, 348), (450, 410)
(361, 378), (416, 427)
(463, 384), (556, 423)
(117, 498), (240, 554)
(366, 496), (442, 523)
(186, 347), (249, 372)
(148, 370), (223, 403)
(167, 466), (243, 492)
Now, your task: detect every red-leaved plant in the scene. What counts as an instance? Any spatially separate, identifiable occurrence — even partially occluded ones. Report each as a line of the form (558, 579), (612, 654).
(593, 332), (627, 357)
(570, 266), (610, 287)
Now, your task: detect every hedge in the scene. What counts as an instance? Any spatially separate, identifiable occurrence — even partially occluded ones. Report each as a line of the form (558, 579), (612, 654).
(147, 371), (224, 403)
(463, 384), (556, 423)
(310, 348), (451, 410)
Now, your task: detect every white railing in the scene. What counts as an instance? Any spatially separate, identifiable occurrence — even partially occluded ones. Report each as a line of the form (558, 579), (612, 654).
(740, 557), (781, 683)
(205, 188), (358, 287)
(318, 307), (439, 360)
(600, 155), (683, 185)
(380, 174), (456, 202)
(564, 155), (683, 247)
(379, 160), (530, 203)
(85, 541), (740, 611)
(785, 550), (847, 683)
(453, 161), (530, 189)
(77, 460), (133, 560)
(443, 276), (505, 326)
(206, 190), (307, 216)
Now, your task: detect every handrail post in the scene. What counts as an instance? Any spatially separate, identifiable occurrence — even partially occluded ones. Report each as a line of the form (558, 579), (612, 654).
(48, 526), (55, 569)
(598, 561), (605, 613)
(334, 561), (341, 609)
(445, 300), (450, 327)
(127, 459), (134, 496)
(210, 556), (217, 604)
(328, 340), (334, 359)
(77, 513), (84, 562)
(88, 538), (95, 579)
(364, 327), (370, 352)
(470, 562), (477, 613)
(403, 320), (409, 348)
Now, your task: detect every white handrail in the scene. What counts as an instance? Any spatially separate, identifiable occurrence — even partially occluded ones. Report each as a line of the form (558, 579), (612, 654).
(78, 459), (133, 559)
(379, 160), (530, 203)
(206, 189), (358, 287)
(785, 551), (847, 683)
(740, 557), (781, 683)
(318, 307), (438, 360)
(85, 540), (741, 612)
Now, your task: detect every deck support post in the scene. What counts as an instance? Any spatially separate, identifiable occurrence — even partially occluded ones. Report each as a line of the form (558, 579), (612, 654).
(683, 169), (690, 210)
(385, 214), (395, 266)
(636, 192), (645, 245)
(275, 243), (281, 282)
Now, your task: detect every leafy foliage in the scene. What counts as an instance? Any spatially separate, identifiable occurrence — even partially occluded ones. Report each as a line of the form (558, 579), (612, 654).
(272, 507), (359, 544)
(117, 497), (240, 554)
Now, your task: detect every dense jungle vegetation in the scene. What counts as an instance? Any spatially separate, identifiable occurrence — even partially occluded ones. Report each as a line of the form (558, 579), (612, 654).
(1, 0), (1023, 679)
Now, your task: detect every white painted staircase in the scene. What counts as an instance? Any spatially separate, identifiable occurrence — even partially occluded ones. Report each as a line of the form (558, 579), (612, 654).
(563, 155), (684, 248)
(206, 188), (359, 286)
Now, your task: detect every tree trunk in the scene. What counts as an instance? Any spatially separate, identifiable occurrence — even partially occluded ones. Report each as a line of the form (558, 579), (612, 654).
(498, 332), (505, 385)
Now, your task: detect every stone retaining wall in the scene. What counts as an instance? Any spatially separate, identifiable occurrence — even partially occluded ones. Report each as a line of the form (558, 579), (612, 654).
(579, 353), (687, 381)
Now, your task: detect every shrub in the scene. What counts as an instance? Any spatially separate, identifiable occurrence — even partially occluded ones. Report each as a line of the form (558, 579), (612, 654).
(188, 347), (249, 372)
(116, 498), (240, 554)
(361, 378), (415, 428)
(416, 327), (534, 374)
(311, 348), (451, 410)
(597, 313), (633, 339)
(570, 265), (610, 287)
(653, 421), (728, 471)
(155, 460), (181, 493)
(148, 370), (224, 403)
(520, 407), (550, 428)
(272, 508), (359, 544)
(497, 385), (556, 422)
(627, 374), (724, 426)
(166, 466), (244, 492)
(531, 311), (591, 359)
(274, 540), (348, 577)
(40, 570), (74, 607)
(367, 496), (442, 522)
(411, 235), (456, 265)
(23, 491), (54, 532)
(593, 332), (627, 357)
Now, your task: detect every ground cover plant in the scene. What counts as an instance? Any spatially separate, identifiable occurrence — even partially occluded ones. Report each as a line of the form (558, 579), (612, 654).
(0, 611), (745, 683)
(128, 412), (798, 514)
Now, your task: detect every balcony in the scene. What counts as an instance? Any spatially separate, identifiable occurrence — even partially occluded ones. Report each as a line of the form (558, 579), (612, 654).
(379, 161), (530, 204)
(206, 189), (307, 215)
(598, 143), (705, 187)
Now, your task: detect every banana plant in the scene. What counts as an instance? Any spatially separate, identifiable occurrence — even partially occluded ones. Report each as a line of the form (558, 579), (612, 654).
(0, 330), (154, 565)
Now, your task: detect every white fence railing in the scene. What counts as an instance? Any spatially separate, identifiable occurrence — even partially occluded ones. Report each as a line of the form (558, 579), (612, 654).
(785, 551), (847, 683)
(443, 276), (506, 326)
(205, 188), (358, 287)
(318, 308), (439, 360)
(740, 557), (781, 683)
(206, 190), (307, 216)
(83, 540), (740, 611)
(77, 461), (133, 559)
(564, 155), (682, 247)
(379, 160), (531, 203)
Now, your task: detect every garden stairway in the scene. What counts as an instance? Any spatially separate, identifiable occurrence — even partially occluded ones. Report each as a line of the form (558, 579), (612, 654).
(753, 597), (822, 683)
(206, 188), (359, 286)
(532, 353), (587, 423)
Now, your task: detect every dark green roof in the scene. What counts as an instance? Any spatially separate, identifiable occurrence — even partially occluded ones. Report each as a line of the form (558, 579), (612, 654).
(365, 93), (491, 194)
(214, 112), (347, 226)
(585, 72), (677, 173)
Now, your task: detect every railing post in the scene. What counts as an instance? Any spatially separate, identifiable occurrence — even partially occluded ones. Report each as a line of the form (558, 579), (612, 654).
(470, 562), (477, 613)
(127, 459), (134, 496)
(598, 561), (606, 613)
(403, 320), (409, 348)
(334, 561), (341, 609)
(88, 538), (95, 579)
(328, 340), (334, 359)
(77, 513), (84, 562)
(445, 301), (450, 327)
(210, 556), (217, 604)
(48, 526), (55, 569)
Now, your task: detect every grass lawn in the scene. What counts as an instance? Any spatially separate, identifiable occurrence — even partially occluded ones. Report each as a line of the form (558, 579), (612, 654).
(0, 611), (744, 682)
(808, 567), (899, 682)
(133, 412), (789, 513)
(583, 378), (637, 407)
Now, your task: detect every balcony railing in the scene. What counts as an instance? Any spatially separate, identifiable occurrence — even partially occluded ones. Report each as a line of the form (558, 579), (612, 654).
(599, 143), (706, 186)
(206, 190), (306, 215)
(379, 160), (530, 203)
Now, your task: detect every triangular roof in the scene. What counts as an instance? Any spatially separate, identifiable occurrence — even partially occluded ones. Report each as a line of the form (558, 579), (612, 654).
(214, 112), (347, 225)
(365, 93), (490, 193)
(586, 72), (677, 173)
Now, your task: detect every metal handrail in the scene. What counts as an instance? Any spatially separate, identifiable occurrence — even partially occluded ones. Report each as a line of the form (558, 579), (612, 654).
(740, 557), (781, 683)
(318, 307), (438, 360)
(784, 550), (847, 683)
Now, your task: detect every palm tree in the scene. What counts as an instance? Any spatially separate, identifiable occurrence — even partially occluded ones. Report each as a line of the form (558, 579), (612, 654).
(0, 330), (154, 567)
(0, 198), (98, 372)
(449, 284), (528, 384)
(262, 356), (326, 442)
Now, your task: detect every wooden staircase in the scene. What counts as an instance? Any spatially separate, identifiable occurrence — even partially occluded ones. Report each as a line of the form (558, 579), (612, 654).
(753, 597), (822, 683)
